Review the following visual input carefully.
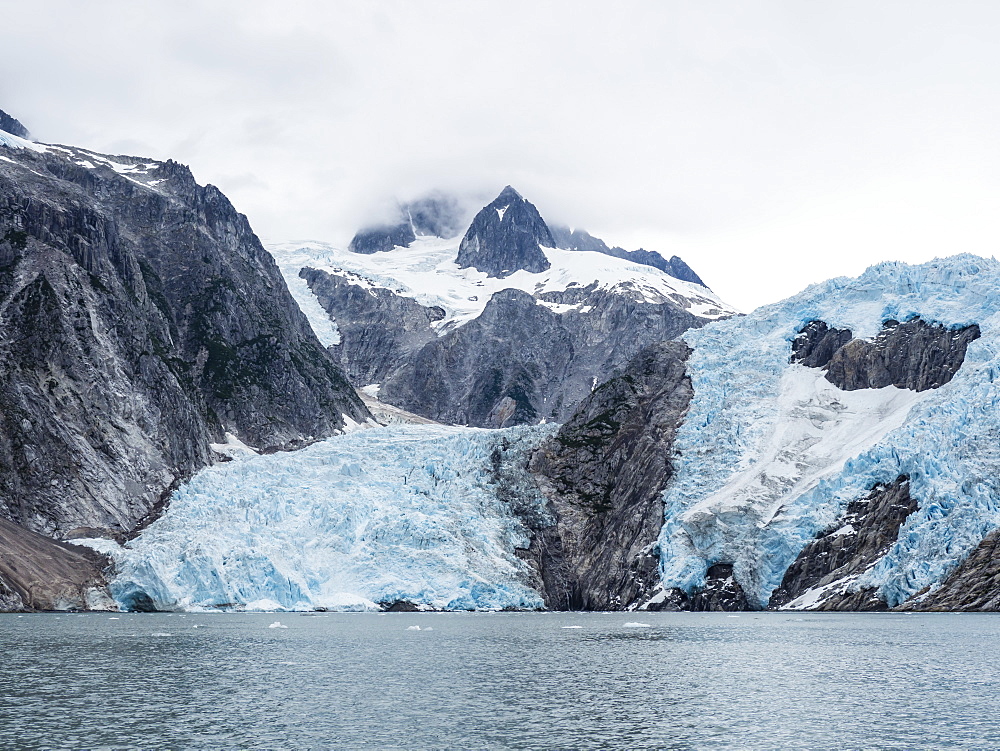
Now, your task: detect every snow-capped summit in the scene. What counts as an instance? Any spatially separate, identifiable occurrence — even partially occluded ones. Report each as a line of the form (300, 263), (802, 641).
(455, 186), (554, 278)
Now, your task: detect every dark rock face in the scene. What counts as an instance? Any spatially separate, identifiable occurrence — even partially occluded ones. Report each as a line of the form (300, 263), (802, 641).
(0, 516), (112, 611)
(455, 186), (553, 278)
(348, 222), (416, 254)
(301, 267), (444, 386)
(768, 477), (917, 610)
(0, 109), (30, 140)
(549, 225), (708, 287)
(790, 320), (853, 368)
(526, 342), (692, 610)
(0, 142), (368, 543)
(902, 528), (1000, 611)
(651, 565), (751, 612)
(793, 318), (980, 392)
(378, 287), (704, 428)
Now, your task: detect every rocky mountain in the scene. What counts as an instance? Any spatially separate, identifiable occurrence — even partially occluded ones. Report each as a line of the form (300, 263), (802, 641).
(0, 117), (368, 610)
(528, 341), (692, 610)
(455, 186), (553, 277)
(73, 250), (1000, 615)
(269, 186), (732, 428)
(549, 225), (707, 287)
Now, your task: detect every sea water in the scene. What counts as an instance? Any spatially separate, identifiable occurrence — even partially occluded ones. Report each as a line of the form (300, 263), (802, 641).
(2, 611), (998, 750)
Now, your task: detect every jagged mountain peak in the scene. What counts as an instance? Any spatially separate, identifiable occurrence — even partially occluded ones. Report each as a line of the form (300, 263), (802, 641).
(492, 185), (523, 204)
(455, 186), (554, 278)
(0, 109), (30, 140)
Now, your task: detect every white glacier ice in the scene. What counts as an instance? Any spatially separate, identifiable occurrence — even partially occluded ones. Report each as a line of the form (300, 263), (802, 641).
(658, 254), (1000, 608)
(104, 424), (553, 612)
(266, 237), (736, 334)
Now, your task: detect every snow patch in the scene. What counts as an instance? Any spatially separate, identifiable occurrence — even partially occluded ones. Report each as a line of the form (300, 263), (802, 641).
(266, 238), (737, 335)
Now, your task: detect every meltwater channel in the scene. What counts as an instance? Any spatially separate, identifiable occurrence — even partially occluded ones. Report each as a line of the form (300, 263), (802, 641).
(3, 611), (999, 750)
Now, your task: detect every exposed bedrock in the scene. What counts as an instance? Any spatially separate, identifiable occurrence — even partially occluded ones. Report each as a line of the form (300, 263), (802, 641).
(0, 517), (113, 611)
(455, 186), (553, 277)
(769, 476), (917, 610)
(0, 140), (367, 545)
(902, 528), (1000, 611)
(527, 341), (692, 610)
(378, 287), (703, 428)
(300, 267), (444, 386)
(792, 317), (980, 391)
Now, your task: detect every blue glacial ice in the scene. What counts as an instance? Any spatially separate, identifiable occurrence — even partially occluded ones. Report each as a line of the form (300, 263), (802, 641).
(104, 424), (554, 612)
(658, 254), (1000, 608)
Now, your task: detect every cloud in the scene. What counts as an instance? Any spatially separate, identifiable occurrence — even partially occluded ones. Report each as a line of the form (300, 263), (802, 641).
(4, 0), (1000, 309)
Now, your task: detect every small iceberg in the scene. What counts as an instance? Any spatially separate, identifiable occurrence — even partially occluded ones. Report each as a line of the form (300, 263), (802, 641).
(268, 621), (287, 629)
(406, 625), (421, 631)
(622, 622), (651, 628)
(561, 625), (583, 629)
(151, 632), (172, 637)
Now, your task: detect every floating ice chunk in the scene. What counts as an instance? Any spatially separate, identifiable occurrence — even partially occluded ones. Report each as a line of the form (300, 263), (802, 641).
(151, 632), (172, 637)
(268, 621), (287, 629)
(406, 625), (421, 631)
(561, 625), (583, 629)
(622, 622), (651, 628)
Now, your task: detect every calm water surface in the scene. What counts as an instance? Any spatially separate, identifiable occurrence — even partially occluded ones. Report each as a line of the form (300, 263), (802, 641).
(1, 611), (998, 750)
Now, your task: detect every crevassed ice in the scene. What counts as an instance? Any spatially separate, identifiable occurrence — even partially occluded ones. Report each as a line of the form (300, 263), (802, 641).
(107, 424), (553, 612)
(658, 254), (1000, 608)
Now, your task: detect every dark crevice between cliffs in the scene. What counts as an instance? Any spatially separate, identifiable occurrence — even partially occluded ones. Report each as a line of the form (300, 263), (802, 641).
(525, 341), (693, 611)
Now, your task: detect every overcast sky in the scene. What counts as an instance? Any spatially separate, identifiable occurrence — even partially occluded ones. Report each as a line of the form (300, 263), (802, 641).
(4, 1), (1000, 311)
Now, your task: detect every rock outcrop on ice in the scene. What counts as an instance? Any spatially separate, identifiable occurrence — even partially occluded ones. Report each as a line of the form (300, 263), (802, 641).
(527, 341), (692, 610)
(0, 116), (368, 609)
(792, 317), (981, 392)
(768, 476), (917, 610)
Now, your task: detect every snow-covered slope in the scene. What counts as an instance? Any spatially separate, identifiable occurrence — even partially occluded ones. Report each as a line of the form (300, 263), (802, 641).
(268, 236), (736, 334)
(656, 254), (1000, 609)
(92, 424), (553, 612)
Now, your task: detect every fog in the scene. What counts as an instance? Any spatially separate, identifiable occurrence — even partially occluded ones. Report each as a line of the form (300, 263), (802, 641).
(4, 1), (1000, 310)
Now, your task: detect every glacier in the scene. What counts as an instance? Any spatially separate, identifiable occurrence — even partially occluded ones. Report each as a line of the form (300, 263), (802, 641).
(267, 237), (736, 333)
(96, 424), (554, 612)
(658, 254), (1000, 608)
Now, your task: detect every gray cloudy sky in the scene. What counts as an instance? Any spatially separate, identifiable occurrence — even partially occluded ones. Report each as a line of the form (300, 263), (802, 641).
(4, 1), (1000, 311)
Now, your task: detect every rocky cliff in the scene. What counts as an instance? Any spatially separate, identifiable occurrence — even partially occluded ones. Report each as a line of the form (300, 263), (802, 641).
(0, 122), (368, 607)
(527, 341), (692, 610)
(455, 186), (553, 277)
(378, 286), (705, 427)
